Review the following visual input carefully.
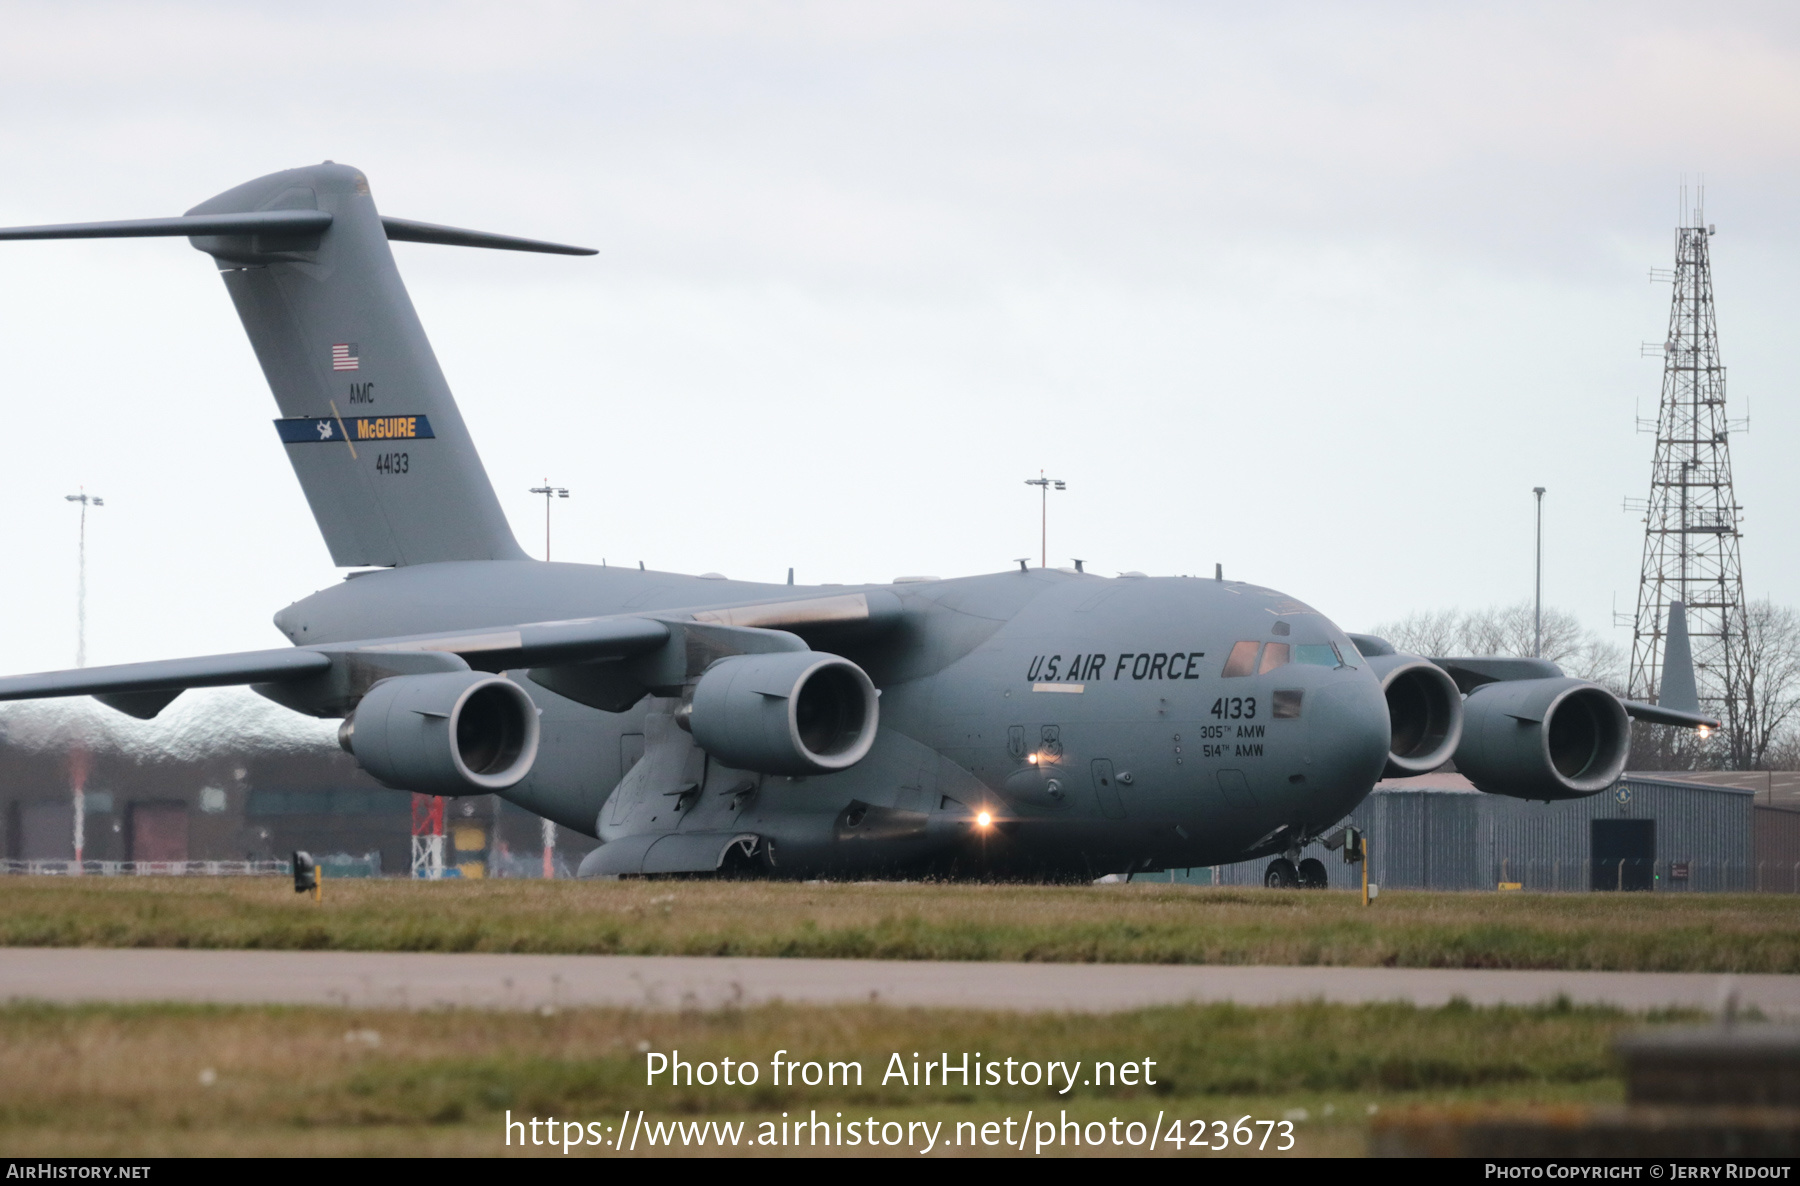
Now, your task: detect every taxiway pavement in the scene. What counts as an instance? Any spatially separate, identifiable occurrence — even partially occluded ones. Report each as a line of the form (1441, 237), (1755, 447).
(1, 948), (1792, 1015)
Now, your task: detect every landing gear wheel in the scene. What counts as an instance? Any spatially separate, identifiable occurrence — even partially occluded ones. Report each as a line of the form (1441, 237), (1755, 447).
(1297, 857), (1329, 889)
(1264, 858), (1299, 888)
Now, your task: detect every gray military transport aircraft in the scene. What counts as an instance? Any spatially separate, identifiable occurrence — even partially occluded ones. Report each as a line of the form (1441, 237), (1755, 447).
(0, 163), (1717, 886)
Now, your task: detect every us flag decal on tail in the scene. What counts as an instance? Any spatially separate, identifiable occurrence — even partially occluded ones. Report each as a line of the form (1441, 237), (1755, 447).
(331, 343), (359, 371)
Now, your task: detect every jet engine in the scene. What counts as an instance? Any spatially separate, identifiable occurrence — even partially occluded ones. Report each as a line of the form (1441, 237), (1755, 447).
(338, 671), (540, 795)
(1365, 653), (1464, 778)
(1453, 676), (1629, 801)
(685, 651), (878, 776)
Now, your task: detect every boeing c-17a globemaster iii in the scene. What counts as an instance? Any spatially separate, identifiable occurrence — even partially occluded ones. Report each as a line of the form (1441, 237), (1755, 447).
(0, 163), (1717, 885)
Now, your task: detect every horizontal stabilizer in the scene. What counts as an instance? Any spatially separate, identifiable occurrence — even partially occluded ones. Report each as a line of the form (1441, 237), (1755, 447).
(379, 216), (596, 255)
(0, 210), (333, 241)
(0, 211), (593, 255)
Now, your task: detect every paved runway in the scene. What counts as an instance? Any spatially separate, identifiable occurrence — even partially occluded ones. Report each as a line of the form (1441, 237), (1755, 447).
(1, 948), (1793, 1015)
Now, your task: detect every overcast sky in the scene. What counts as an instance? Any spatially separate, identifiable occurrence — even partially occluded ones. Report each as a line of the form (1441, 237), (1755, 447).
(1, 0), (1797, 680)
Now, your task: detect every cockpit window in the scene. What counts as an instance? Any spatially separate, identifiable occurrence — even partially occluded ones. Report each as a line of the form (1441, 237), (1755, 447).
(1221, 641), (1260, 678)
(1258, 642), (1290, 674)
(1294, 644), (1337, 667)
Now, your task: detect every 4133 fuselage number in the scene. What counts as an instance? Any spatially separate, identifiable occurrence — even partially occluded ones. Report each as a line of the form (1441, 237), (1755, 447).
(1210, 697), (1256, 720)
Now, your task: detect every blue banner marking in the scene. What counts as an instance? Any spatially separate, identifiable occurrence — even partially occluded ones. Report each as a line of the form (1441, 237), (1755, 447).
(274, 415), (435, 444)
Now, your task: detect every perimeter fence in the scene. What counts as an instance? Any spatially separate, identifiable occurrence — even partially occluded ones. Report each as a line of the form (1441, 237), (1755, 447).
(1, 859), (290, 876)
(1489, 858), (1794, 893)
(0, 853), (382, 878)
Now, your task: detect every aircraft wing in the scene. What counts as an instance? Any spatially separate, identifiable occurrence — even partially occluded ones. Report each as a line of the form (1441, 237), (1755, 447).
(1405, 597), (1720, 731)
(0, 615), (676, 719)
(0, 649), (334, 700)
(0, 587), (902, 722)
(1426, 656), (1720, 729)
(344, 616), (673, 669)
(1615, 700), (1719, 730)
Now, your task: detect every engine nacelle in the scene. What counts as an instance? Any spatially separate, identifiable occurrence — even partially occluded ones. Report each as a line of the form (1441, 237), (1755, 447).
(1454, 676), (1630, 801)
(339, 671), (540, 795)
(1365, 653), (1464, 778)
(687, 651), (878, 776)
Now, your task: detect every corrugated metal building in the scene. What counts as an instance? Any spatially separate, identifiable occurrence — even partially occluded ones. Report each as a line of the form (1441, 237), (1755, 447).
(0, 740), (595, 877)
(1193, 773), (1759, 892)
(1639, 771), (1800, 894)
(1756, 806), (1800, 894)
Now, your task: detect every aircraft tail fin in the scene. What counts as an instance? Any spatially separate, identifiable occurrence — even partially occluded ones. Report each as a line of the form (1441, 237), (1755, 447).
(0, 162), (597, 567)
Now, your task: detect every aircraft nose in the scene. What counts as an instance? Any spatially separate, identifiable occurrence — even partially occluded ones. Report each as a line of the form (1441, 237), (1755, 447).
(1306, 678), (1390, 800)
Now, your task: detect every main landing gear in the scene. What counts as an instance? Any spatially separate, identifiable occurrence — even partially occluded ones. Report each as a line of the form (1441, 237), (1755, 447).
(1264, 856), (1330, 889)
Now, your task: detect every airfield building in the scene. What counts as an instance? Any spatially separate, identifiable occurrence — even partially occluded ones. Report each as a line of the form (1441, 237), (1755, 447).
(1198, 772), (1779, 893)
(0, 741), (597, 878)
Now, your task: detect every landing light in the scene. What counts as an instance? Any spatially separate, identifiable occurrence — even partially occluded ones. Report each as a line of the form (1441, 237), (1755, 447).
(976, 811), (993, 828)
(1698, 725), (1713, 739)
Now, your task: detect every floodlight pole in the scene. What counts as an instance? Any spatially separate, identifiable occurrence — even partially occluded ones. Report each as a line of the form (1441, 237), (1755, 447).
(529, 480), (570, 561)
(64, 488), (102, 869)
(1532, 487), (1546, 658)
(65, 489), (104, 669)
(1023, 472), (1066, 568)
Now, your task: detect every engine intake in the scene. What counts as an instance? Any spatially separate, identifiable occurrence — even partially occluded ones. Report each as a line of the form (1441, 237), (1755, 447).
(339, 671), (540, 795)
(687, 651), (878, 776)
(1366, 653), (1463, 778)
(1454, 676), (1629, 800)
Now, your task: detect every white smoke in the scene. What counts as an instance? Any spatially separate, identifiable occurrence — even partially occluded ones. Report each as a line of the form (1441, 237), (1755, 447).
(0, 686), (338, 760)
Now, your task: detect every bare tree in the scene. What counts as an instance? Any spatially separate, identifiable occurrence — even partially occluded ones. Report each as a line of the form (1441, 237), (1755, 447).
(1367, 608), (1461, 657)
(1721, 599), (1800, 770)
(1368, 602), (1624, 689)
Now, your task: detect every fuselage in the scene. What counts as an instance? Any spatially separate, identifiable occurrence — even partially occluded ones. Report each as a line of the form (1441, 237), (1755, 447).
(276, 562), (1392, 877)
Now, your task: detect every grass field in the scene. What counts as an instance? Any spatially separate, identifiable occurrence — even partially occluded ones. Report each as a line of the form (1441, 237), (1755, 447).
(0, 998), (1669, 1157)
(4, 876), (1798, 971)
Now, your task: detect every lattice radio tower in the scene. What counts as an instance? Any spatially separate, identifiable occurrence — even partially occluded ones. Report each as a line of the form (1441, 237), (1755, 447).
(1626, 188), (1749, 737)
